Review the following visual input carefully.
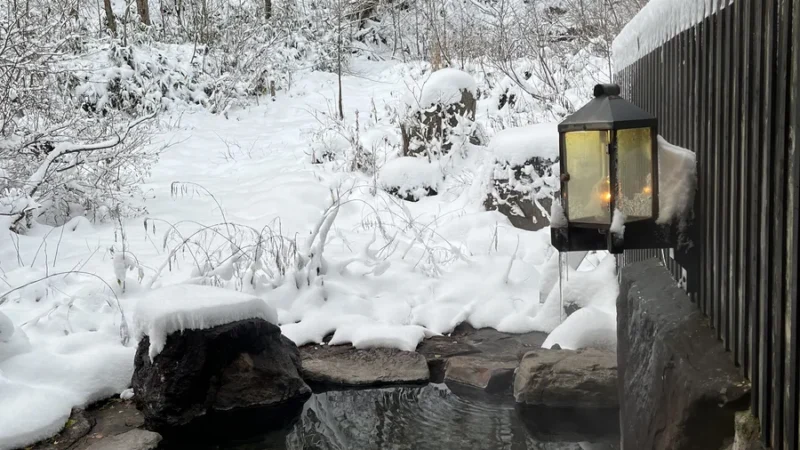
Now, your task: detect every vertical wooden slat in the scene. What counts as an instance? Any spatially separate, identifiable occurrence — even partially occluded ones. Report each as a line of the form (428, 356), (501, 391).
(760, 0), (776, 444)
(771, 0), (791, 446)
(787, 2), (800, 447)
(702, 11), (713, 318)
(727, 0), (741, 364)
(712, 1), (723, 339)
(719, 0), (731, 350)
(750, 0), (765, 422)
(736, 0), (751, 378)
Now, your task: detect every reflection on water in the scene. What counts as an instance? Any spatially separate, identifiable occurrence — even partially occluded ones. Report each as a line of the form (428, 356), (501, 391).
(167, 384), (618, 450)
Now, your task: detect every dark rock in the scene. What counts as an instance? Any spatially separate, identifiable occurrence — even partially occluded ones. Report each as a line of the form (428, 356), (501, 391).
(300, 344), (429, 388)
(617, 259), (750, 450)
(516, 405), (620, 445)
(450, 323), (547, 361)
(415, 335), (481, 383)
(401, 88), (477, 158)
(83, 429), (161, 450)
(514, 348), (618, 409)
(131, 318), (311, 431)
(443, 355), (517, 394)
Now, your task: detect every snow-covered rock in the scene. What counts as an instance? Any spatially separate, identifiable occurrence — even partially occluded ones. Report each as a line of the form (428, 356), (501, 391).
(419, 68), (478, 108)
(133, 285), (278, 360)
(489, 123), (559, 167)
(379, 157), (442, 201)
(484, 123), (560, 231)
(131, 318), (310, 430)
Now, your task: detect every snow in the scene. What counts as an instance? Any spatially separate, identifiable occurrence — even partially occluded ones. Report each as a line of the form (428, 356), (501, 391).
(0, 311), (13, 342)
(489, 123), (559, 166)
(613, 0), (732, 71)
(550, 201), (567, 228)
(0, 59), (618, 447)
(378, 156), (442, 199)
(0, 331), (134, 450)
(133, 285), (278, 360)
(657, 135), (697, 224)
(542, 306), (616, 351)
(610, 209), (626, 237)
(418, 68), (477, 108)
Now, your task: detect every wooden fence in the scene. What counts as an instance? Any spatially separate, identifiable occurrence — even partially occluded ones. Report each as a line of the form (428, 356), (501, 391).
(615, 0), (800, 448)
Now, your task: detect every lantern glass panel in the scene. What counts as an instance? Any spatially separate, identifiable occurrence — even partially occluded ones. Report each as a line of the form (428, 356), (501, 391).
(564, 130), (611, 224)
(616, 127), (654, 221)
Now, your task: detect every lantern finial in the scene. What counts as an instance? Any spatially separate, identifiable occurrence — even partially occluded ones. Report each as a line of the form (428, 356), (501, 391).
(593, 84), (621, 98)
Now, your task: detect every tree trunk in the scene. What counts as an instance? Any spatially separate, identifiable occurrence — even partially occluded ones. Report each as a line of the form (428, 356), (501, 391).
(265, 0), (271, 20)
(136, 0), (151, 25)
(103, 0), (117, 35)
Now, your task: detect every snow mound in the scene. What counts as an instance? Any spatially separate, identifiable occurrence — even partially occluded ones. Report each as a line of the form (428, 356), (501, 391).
(657, 136), (697, 224)
(331, 324), (435, 352)
(542, 306), (616, 351)
(379, 157), (442, 200)
(0, 332), (134, 450)
(419, 68), (477, 108)
(0, 312), (13, 343)
(133, 285), (277, 360)
(489, 123), (559, 166)
(613, 0), (722, 71)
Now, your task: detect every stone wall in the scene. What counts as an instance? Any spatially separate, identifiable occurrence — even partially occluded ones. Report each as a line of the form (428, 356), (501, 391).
(617, 258), (751, 450)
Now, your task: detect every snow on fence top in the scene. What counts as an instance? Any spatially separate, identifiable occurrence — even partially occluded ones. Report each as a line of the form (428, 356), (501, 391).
(418, 68), (477, 108)
(133, 285), (277, 360)
(613, 0), (733, 72)
(490, 123), (559, 166)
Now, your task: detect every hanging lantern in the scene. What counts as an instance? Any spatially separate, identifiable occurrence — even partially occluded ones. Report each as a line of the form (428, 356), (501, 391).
(551, 84), (671, 254)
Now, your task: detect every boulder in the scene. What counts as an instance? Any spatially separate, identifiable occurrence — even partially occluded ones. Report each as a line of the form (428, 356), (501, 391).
(401, 69), (478, 158)
(300, 344), (429, 388)
(513, 348), (618, 409)
(443, 355), (517, 394)
(415, 335), (481, 383)
(617, 259), (750, 450)
(131, 318), (310, 431)
(483, 123), (560, 232)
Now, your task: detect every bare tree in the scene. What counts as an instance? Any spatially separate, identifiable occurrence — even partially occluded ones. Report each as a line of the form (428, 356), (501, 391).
(136, 0), (151, 25)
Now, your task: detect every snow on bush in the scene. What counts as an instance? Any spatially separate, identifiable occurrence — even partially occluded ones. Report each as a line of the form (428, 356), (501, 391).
(379, 157), (443, 201)
(657, 136), (697, 224)
(133, 284), (278, 360)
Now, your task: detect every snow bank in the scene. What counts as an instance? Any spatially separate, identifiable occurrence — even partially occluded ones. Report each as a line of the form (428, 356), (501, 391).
(378, 157), (442, 200)
(0, 312), (13, 343)
(497, 256), (618, 334)
(419, 68), (477, 108)
(133, 285), (277, 360)
(331, 324), (435, 352)
(489, 123), (559, 166)
(613, 0), (730, 71)
(542, 306), (616, 351)
(657, 136), (697, 224)
(0, 332), (134, 450)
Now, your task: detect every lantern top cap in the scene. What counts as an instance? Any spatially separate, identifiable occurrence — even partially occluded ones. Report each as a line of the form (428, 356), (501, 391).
(558, 84), (656, 133)
(593, 84), (621, 97)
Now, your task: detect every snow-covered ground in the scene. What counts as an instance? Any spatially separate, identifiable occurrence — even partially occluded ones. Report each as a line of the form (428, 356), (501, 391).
(0, 59), (617, 449)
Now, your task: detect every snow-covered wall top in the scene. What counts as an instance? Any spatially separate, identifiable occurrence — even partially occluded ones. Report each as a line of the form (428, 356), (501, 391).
(613, 0), (733, 72)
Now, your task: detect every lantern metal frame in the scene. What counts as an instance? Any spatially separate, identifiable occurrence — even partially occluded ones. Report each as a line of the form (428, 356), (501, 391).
(552, 83), (671, 253)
